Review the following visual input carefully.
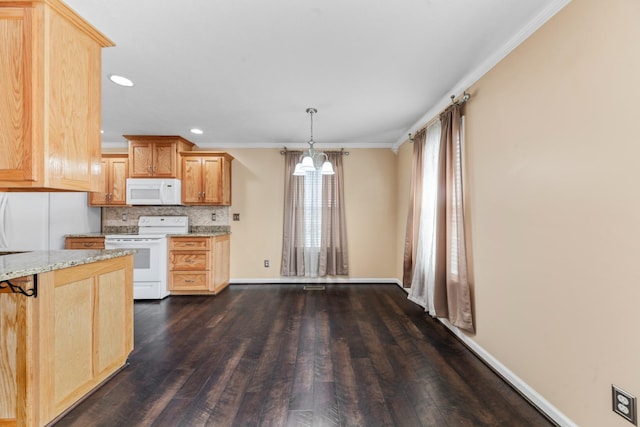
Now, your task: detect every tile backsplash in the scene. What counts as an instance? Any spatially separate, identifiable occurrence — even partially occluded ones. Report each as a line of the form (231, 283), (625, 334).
(102, 206), (229, 233)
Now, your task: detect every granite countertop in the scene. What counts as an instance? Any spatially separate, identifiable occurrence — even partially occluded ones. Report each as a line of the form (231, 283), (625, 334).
(167, 232), (230, 237)
(65, 232), (106, 238)
(65, 231), (231, 238)
(0, 249), (135, 282)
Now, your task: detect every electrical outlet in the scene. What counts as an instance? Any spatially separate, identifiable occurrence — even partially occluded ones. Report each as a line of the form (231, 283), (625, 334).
(211, 212), (216, 221)
(264, 260), (269, 268)
(613, 385), (637, 425)
(122, 213), (127, 222)
(233, 213), (240, 221)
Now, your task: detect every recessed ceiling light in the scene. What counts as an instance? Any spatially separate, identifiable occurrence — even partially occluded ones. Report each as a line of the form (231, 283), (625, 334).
(190, 128), (204, 135)
(109, 74), (134, 87)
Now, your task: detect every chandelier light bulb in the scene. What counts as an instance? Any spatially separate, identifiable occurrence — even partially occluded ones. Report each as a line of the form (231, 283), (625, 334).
(301, 156), (315, 171)
(293, 163), (306, 176)
(321, 160), (335, 175)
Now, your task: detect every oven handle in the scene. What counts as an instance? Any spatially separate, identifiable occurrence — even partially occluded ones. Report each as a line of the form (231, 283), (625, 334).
(105, 239), (165, 248)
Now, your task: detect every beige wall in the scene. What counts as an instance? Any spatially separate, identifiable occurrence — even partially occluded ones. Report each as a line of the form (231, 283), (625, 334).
(395, 1), (640, 425)
(224, 148), (398, 280)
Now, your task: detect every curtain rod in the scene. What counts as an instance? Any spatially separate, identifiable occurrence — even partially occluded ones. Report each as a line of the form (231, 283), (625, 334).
(408, 91), (471, 143)
(280, 147), (350, 156)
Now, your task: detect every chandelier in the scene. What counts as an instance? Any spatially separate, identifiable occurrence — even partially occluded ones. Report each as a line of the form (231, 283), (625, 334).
(293, 108), (334, 176)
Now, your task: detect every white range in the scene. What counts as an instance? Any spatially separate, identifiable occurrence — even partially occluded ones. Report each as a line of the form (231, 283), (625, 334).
(105, 216), (189, 300)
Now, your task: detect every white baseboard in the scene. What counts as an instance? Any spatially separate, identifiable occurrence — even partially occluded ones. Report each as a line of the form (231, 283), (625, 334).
(439, 319), (576, 426)
(395, 283), (575, 426)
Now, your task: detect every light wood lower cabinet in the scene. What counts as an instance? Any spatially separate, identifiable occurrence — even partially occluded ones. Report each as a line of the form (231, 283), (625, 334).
(65, 236), (105, 250)
(0, 255), (133, 427)
(168, 235), (230, 295)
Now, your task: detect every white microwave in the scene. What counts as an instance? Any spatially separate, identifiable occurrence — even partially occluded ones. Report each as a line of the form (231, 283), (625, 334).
(126, 178), (182, 205)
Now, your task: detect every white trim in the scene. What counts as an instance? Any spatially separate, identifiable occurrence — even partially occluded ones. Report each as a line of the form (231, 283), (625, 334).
(396, 283), (575, 425)
(102, 140), (396, 151)
(199, 141), (395, 150)
(439, 320), (577, 427)
(392, 0), (571, 152)
(230, 277), (402, 285)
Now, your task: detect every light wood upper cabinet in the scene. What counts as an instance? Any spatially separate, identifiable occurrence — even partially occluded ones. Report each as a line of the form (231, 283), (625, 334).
(125, 135), (195, 178)
(89, 153), (128, 206)
(181, 152), (233, 206)
(0, 1), (113, 191)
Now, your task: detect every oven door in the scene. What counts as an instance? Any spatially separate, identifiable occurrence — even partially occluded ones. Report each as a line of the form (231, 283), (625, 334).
(105, 237), (167, 283)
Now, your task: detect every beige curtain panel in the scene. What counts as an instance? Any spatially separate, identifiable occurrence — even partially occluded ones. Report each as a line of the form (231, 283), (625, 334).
(281, 151), (349, 277)
(402, 105), (474, 332)
(402, 129), (426, 287)
(281, 151), (306, 276)
(436, 105), (474, 332)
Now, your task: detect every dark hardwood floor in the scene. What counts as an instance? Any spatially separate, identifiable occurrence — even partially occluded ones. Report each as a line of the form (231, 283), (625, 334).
(54, 284), (554, 427)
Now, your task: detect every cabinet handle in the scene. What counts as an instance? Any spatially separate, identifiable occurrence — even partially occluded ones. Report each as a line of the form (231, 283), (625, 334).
(147, 166), (152, 173)
(83, 243), (95, 247)
(185, 243), (195, 246)
(202, 191), (205, 199)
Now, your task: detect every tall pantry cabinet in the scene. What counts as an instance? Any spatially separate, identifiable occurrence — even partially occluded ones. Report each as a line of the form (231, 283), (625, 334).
(0, 0), (113, 191)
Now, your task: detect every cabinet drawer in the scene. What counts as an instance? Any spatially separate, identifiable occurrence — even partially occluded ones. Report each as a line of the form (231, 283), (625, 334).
(170, 238), (210, 250)
(170, 272), (208, 290)
(66, 238), (105, 249)
(170, 252), (209, 270)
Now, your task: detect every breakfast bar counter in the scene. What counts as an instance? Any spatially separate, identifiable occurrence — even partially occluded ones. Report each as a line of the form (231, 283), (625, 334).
(0, 250), (134, 427)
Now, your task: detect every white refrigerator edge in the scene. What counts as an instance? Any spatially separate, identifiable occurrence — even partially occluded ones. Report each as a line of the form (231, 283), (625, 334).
(0, 192), (101, 251)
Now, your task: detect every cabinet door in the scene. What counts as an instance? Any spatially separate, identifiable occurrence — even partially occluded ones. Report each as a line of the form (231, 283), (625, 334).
(213, 235), (230, 293)
(220, 157), (232, 205)
(153, 142), (176, 177)
(109, 157), (128, 205)
(89, 159), (109, 205)
(129, 142), (153, 177)
(0, 8), (35, 182)
(203, 157), (222, 204)
(182, 157), (203, 204)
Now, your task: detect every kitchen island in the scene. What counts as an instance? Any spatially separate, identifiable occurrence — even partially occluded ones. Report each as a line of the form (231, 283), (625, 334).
(0, 250), (134, 427)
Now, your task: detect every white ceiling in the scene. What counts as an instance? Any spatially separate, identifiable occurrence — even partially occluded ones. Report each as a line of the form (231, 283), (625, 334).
(64, 0), (568, 150)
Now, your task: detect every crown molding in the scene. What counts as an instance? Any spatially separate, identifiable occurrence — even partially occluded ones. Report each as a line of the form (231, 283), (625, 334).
(391, 0), (571, 152)
(102, 140), (396, 151)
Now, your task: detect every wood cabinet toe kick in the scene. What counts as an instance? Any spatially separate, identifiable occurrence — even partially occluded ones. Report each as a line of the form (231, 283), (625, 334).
(0, 255), (134, 427)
